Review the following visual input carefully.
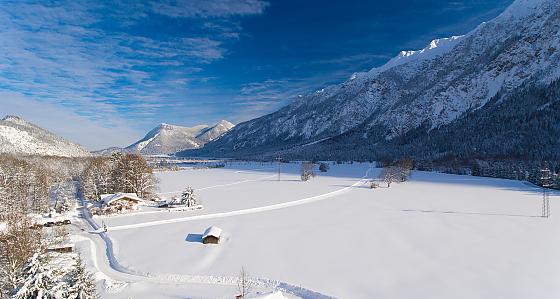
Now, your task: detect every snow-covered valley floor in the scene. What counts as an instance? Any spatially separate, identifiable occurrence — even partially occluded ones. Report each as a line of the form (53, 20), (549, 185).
(78, 162), (560, 299)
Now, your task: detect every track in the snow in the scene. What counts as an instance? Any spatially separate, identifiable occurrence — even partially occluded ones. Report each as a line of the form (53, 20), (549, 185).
(109, 167), (373, 231)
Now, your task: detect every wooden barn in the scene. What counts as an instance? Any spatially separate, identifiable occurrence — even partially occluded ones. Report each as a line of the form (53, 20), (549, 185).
(202, 226), (222, 244)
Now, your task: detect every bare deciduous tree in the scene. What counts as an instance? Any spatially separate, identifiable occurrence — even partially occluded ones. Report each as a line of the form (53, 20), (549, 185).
(300, 162), (316, 182)
(81, 157), (113, 201)
(81, 154), (158, 200)
(380, 166), (399, 187)
(237, 267), (253, 298)
(113, 154), (158, 198)
(397, 158), (414, 182)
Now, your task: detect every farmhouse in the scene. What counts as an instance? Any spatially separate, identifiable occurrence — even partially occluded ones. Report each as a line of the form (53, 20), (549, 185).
(100, 193), (145, 213)
(202, 226), (222, 244)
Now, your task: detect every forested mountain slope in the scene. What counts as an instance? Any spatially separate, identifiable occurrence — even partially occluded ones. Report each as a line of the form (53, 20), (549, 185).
(183, 0), (560, 162)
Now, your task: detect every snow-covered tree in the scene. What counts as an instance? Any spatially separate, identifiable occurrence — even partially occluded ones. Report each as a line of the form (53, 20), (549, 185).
(300, 162), (316, 182)
(66, 256), (98, 299)
(112, 154), (158, 199)
(180, 187), (197, 207)
(81, 157), (113, 202)
(12, 252), (57, 299)
(380, 166), (399, 187)
(0, 216), (42, 295)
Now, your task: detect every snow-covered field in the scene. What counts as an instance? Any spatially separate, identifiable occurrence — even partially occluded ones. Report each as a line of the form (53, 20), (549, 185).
(79, 162), (560, 299)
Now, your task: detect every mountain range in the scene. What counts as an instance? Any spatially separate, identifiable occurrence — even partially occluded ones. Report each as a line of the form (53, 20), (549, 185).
(96, 120), (234, 155)
(2, 0), (558, 163)
(0, 115), (91, 157)
(0, 115), (234, 158)
(182, 0), (560, 162)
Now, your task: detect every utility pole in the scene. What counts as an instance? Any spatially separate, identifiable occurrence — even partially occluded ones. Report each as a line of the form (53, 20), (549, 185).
(541, 167), (552, 218)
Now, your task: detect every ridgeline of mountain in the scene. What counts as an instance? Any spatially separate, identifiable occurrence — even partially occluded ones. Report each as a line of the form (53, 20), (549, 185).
(0, 115), (91, 157)
(182, 0), (560, 162)
(97, 120), (234, 156)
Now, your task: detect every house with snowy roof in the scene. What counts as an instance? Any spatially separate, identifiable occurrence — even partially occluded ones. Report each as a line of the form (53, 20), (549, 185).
(99, 193), (145, 213)
(202, 226), (222, 244)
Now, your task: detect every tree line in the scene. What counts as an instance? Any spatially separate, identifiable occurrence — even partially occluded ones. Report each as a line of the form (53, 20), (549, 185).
(81, 152), (158, 202)
(0, 152), (157, 298)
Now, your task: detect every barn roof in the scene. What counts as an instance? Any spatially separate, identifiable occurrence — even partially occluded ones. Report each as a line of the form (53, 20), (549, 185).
(100, 193), (143, 205)
(202, 226), (222, 239)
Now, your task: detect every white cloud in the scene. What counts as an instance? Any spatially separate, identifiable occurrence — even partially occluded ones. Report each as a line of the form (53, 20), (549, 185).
(231, 63), (375, 123)
(0, 0), (269, 148)
(0, 92), (141, 150)
(150, 0), (269, 18)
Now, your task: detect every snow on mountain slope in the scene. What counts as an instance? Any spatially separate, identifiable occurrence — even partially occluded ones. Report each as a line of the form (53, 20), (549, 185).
(190, 0), (560, 158)
(196, 120), (235, 143)
(0, 115), (91, 157)
(124, 121), (234, 155)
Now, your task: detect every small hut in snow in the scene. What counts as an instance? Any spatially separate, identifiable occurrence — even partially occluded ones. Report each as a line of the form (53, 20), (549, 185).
(202, 226), (222, 244)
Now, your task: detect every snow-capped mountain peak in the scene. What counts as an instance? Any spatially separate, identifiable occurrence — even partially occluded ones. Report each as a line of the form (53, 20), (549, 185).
(346, 35), (464, 85)
(123, 120), (235, 155)
(377, 35), (464, 71)
(189, 0), (560, 159)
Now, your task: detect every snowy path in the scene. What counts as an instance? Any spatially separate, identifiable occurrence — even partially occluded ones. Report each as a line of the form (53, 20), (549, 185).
(75, 166), (374, 298)
(76, 185), (146, 280)
(108, 167), (373, 231)
(156, 172), (277, 195)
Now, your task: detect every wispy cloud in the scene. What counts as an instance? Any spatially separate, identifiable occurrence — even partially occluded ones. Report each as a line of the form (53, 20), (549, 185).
(309, 53), (392, 67)
(150, 0), (269, 18)
(227, 51), (395, 123)
(230, 64), (370, 123)
(0, 0), (269, 147)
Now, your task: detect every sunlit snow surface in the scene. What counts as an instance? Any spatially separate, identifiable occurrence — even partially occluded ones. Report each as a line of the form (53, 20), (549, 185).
(80, 162), (560, 299)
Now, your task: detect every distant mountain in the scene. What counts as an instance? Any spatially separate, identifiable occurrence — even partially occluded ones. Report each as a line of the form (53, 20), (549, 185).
(184, 0), (560, 161)
(196, 120), (235, 143)
(100, 120), (234, 156)
(0, 115), (91, 157)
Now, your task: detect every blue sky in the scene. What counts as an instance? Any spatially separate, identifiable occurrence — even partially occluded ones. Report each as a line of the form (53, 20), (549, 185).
(0, 0), (512, 150)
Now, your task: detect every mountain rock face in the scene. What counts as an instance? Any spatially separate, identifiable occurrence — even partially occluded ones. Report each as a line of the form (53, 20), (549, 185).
(0, 115), (91, 157)
(124, 120), (234, 155)
(186, 0), (560, 160)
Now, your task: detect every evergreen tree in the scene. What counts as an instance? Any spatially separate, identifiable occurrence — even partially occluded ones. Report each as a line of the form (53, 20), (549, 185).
(66, 256), (98, 299)
(181, 187), (197, 207)
(13, 252), (56, 299)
